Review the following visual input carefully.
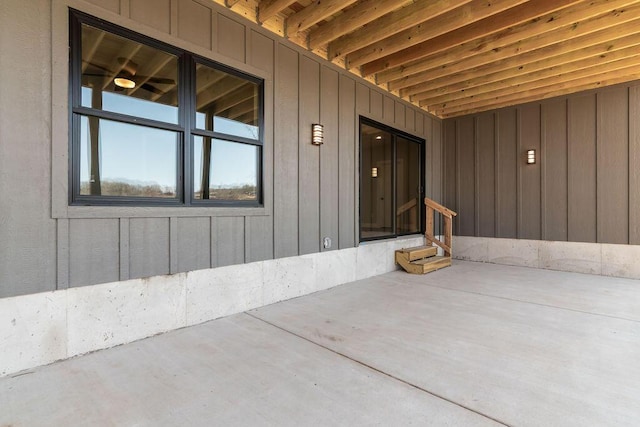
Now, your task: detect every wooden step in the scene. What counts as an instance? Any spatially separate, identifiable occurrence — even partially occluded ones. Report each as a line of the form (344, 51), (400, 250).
(411, 256), (451, 274)
(395, 250), (451, 274)
(395, 245), (437, 261)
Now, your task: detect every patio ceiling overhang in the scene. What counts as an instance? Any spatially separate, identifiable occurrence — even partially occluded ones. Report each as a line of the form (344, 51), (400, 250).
(216, 0), (640, 118)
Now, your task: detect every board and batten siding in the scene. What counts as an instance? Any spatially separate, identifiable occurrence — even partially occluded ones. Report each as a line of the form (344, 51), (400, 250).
(0, 0), (441, 298)
(443, 81), (640, 245)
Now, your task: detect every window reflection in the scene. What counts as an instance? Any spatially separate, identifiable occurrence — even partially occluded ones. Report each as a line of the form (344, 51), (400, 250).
(80, 24), (179, 124)
(79, 117), (178, 197)
(195, 63), (260, 140)
(193, 137), (258, 201)
(396, 137), (422, 234)
(360, 124), (394, 239)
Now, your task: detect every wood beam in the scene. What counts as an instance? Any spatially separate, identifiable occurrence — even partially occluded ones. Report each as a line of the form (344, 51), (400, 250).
(129, 55), (174, 97)
(197, 76), (245, 110)
(427, 55), (640, 112)
(81, 30), (106, 73)
(212, 83), (256, 116)
(347, 0), (532, 69)
(413, 42), (640, 105)
(225, 0), (241, 6)
(362, 0), (582, 76)
(286, 0), (357, 36)
(258, 0), (296, 24)
(309, 0), (413, 50)
(392, 8), (640, 95)
(327, 0), (472, 60)
(196, 69), (227, 95)
(224, 97), (257, 121)
(437, 66), (640, 117)
(379, 0), (639, 87)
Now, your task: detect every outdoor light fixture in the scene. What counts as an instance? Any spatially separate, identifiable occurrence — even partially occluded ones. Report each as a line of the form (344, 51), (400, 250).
(312, 124), (324, 145)
(375, 135), (383, 140)
(371, 167), (378, 178)
(526, 149), (536, 164)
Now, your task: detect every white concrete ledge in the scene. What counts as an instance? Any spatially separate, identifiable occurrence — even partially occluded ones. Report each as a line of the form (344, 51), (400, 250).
(454, 236), (640, 279)
(0, 236), (424, 378)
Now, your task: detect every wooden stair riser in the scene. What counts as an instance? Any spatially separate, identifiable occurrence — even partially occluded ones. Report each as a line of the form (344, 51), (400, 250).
(396, 245), (438, 261)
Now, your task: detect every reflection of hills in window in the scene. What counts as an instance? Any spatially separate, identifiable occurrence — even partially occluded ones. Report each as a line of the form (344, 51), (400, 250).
(80, 178), (176, 197)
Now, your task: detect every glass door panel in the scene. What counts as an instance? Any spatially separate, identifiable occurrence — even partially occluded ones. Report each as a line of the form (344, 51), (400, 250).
(360, 123), (394, 239)
(396, 137), (422, 234)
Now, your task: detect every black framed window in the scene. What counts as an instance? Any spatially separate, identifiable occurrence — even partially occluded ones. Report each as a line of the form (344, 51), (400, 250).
(69, 10), (264, 206)
(359, 117), (424, 241)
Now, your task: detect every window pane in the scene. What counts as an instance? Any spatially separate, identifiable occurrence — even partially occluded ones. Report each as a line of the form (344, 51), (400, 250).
(360, 124), (394, 239)
(193, 137), (258, 201)
(80, 23), (179, 124)
(396, 137), (421, 234)
(195, 63), (260, 140)
(79, 117), (178, 198)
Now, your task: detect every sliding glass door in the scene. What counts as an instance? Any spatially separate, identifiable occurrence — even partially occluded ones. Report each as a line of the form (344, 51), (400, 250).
(360, 118), (424, 241)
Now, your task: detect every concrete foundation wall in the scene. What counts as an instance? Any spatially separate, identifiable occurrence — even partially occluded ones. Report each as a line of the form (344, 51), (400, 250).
(1, 236), (424, 377)
(454, 236), (640, 279)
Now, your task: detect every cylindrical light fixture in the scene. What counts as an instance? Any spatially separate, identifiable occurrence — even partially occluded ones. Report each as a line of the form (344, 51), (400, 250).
(312, 124), (324, 145)
(371, 167), (378, 178)
(526, 149), (536, 164)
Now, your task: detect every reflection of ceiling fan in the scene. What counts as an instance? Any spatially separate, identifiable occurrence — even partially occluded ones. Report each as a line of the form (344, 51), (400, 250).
(83, 57), (174, 96)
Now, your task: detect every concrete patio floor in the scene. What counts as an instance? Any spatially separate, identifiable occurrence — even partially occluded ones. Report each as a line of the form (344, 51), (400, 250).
(2, 260), (640, 426)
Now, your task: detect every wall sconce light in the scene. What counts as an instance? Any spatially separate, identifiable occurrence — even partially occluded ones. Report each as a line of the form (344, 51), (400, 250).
(371, 167), (378, 178)
(312, 124), (324, 145)
(526, 149), (536, 164)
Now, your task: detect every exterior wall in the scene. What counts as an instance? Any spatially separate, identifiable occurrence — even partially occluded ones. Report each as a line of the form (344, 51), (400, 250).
(0, 0), (442, 298)
(443, 81), (640, 245)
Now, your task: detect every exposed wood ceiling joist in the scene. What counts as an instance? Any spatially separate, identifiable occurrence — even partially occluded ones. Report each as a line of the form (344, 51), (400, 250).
(217, 0), (640, 118)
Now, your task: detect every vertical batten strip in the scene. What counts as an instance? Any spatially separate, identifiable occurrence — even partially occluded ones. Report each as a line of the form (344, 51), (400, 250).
(494, 112), (501, 238)
(56, 219), (70, 290)
(474, 116), (480, 237)
(630, 86), (640, 244)
(119, 218), (130, 281)
(170, 0), (178, 36)
(169, 217), (179, 274)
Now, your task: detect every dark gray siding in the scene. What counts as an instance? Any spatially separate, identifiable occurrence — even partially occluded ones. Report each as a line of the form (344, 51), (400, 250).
(597, 87), (629, 244)
(444, 81), (640, 245)
(476, 113), (495, 237)
(518, 105), (541, 240)
(298, 56), (321, 255)
(0, 0), (441, 298)
(567, 95), (596, 242)
(320, 66), (339, 252)
(542, 100), (568, 241)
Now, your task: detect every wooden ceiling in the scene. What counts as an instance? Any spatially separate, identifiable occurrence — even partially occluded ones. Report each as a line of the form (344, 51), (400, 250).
(216, 0), (640, 118)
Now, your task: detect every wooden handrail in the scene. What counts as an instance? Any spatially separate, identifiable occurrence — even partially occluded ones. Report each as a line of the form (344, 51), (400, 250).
(424, 197), (457, 218)
(424, 197), (457, 258)
(396, 198), (417, 216)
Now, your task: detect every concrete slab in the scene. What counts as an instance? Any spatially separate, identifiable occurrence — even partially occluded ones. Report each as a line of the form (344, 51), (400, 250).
(2, 260), (639, 426)
(251, 261), (640, 427)
(403, 260), (640, 322)
(0, 313), (499, 426)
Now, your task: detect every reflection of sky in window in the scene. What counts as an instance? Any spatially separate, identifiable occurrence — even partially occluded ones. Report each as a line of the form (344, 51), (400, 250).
(82, 86), (178, 123)
(196, 113), (259, 140)
(81, 86), (258, 188)
(194, 138), (257, 191)
(80, 116), (177, 189)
